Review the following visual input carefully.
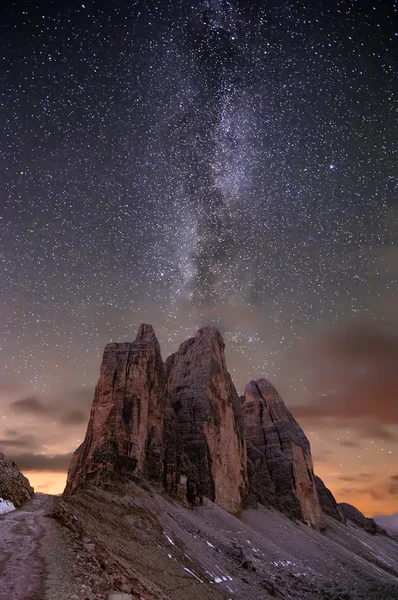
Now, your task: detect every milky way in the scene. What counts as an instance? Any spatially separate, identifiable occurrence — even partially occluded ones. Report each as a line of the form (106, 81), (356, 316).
(0, 0), (397, 512)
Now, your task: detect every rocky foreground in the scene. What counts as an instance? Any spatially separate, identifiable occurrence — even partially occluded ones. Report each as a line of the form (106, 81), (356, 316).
(0, 452), (34, 509)
(54, 479), (398, 600)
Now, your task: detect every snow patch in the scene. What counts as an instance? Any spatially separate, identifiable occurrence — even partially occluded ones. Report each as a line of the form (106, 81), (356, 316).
(226, 585), (234, 594)
(183, 567), (204, 583)
(205, 566), (233, 585)
(163, 532), (174, 546)
(371, 553), (393, 567)
(272, 560), (296, 567)
(0, 498), (15, 515)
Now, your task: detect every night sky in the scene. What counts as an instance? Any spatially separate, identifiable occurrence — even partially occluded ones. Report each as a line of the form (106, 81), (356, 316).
(1, 0), (397, 516)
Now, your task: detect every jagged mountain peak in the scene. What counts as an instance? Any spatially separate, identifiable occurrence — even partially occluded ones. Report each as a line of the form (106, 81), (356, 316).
(66, 324), (326, 528)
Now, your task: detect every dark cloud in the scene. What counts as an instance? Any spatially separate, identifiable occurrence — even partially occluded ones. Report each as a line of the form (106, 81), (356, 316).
(389, 475), (398, 496)
(0, 433), (39, 450)
(291, 321), (398, 440)
(7, 452), (73, 472)
(10, 396), (48, 415)
(338, 488), (358, 496)
(60, 409), (87, 426)
(7, 387), (93, 428)
(339, 440), (360, 448)
(338, 473), (374, 483)
(4, 428), (18, 436)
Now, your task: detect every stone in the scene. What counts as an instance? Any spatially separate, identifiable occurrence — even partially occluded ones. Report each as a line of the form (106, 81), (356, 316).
(338, 503), (386, 535)
(242, 379), (322, 527)
(315, 476), (345, 523)
(165, 326), (248, 513)
(65, 324), (166, 494)
(0, 452), (34, 507)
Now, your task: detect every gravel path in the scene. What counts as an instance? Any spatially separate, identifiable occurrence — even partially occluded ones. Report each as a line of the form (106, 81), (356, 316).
(0, 494), (109, 600)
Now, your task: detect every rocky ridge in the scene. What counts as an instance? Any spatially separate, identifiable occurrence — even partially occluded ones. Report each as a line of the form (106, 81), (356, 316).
(66, 324), (340, 528)
(339, 502), (387, 536)
(0, 452), (34, 508)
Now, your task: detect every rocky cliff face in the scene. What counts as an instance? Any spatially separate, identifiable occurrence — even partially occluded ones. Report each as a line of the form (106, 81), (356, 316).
(65, 324), (166, 494)
(242, 379), (323, 527)
(65, 324), (324, 523)
(0, 452), (34, 507)
(315, 476), (345, 523)
(339, 503), (386, 535)
(165, 327), (248, 513)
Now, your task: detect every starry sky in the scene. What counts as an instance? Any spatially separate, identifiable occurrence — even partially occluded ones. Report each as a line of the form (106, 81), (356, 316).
(1, 0), (397, 516)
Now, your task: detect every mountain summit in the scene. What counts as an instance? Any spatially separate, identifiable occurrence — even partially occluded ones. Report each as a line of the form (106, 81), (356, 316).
(66, 324), (322, 526)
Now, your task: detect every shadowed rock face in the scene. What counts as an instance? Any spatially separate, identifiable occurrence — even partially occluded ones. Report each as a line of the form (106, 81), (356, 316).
(0, 453), (34, 507)
(242, 379), (322, 527)
(315, 476), (345, 523)
(165, 326), (248, 513)
(65, 324), (166, 494)
(339, 503), (386, 535)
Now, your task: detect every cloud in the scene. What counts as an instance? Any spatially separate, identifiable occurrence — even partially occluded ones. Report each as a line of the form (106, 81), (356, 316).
(339, 440), (360, 448)
(7, 387), (93, 428)
(0, 433), (39, 450)
(10, 397), (48, 415)
(59, 409), (87, 426)
(338, 473), (373, 483)
(7, 452), (73, 472)
(373, 512), (398, 532)
(290, 320), (398, 440)
(389, 475), (398, 496)
(4, 429), (17, 436)
(312, 450), (332, 463)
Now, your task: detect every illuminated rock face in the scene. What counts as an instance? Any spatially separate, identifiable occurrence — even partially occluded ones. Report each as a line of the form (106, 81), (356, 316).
(165, 327), (248, 513)
(65, 324), (248, 513)
(242, 379), (323, 528)
(65, 324), (167, 494)
(65, 324), (324, 524)
(0, 453), (34, 507)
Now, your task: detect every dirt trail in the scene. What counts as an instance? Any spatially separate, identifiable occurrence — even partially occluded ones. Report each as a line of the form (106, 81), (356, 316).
(0, 494), (108, 600)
